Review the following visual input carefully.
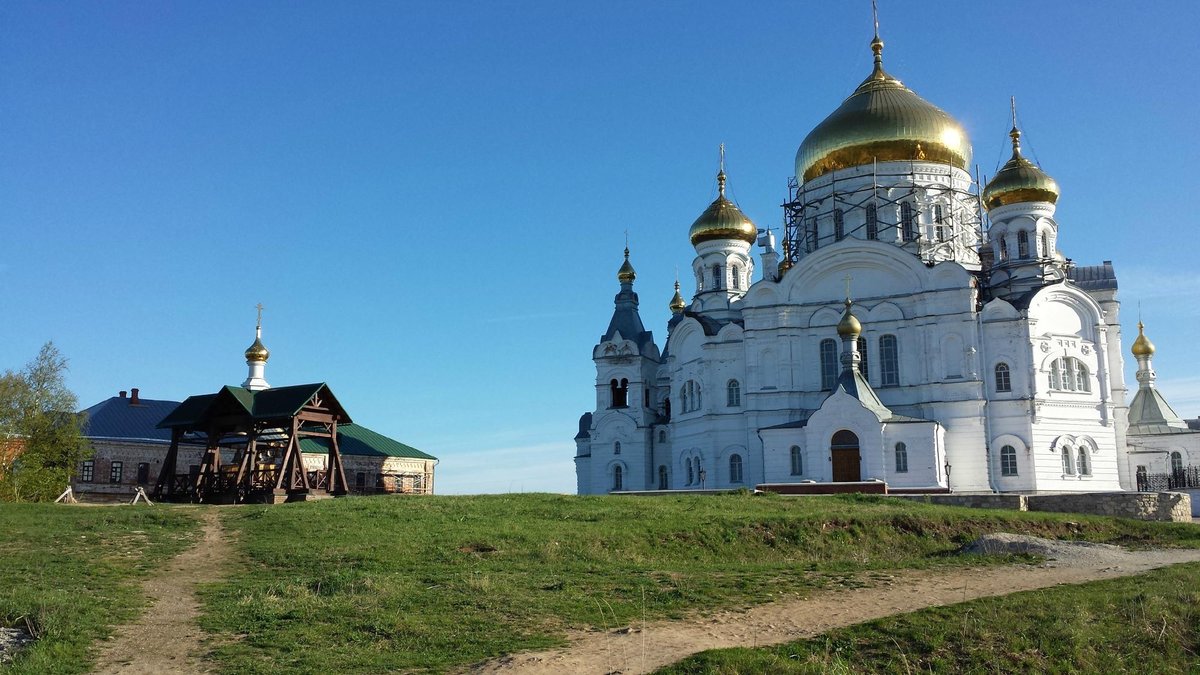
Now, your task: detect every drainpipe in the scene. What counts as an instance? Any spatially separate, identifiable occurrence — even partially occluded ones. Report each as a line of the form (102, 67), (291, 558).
(976, 315), (998, 493)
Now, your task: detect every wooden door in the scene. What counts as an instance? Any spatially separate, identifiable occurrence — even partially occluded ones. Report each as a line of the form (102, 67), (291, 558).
(830, 430), (861, 482)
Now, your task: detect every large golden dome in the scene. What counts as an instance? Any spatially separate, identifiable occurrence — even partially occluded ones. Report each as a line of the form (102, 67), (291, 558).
(982, 125), (1059, 210)
(689, 169), (758, 246)
(795, 37), (972, 184)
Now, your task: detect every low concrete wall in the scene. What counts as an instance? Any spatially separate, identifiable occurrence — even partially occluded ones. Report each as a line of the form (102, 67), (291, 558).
(1026, 492), (1192, 522)
(892, 494), (1028, 511)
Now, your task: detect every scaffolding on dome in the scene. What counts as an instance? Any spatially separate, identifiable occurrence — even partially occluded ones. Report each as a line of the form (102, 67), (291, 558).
(779, 162), (988, 270)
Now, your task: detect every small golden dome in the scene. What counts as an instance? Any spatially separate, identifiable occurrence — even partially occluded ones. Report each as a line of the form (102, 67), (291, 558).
(982, 125), (1059, 210)
(1131, 321), (1155, 358)
(836, 299), (862, 338)
(689, 169), (758, 247)
(669, 281), (686, 314)
(245, 336), (270, 363)
(617, 247), (636, 283)
(795, 36), (972, 184)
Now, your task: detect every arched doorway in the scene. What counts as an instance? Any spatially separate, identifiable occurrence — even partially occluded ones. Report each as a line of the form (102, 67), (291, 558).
(830, 430), (861, 482)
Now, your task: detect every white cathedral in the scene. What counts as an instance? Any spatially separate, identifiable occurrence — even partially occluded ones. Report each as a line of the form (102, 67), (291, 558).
(574, 31), (1200, 495)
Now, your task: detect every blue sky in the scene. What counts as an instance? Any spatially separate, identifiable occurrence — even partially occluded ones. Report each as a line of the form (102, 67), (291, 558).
(3, 2), (1198, 494)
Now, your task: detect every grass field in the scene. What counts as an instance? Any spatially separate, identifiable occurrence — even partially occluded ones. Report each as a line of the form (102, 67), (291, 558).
(0, 503), (199, 674)
(658, 561), (1200, 674)
(199, 493), (1200, 673)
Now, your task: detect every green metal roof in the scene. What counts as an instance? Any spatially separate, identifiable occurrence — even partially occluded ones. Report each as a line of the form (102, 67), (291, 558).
(298, 423), (436, 460)
(158, 383), (352, 429)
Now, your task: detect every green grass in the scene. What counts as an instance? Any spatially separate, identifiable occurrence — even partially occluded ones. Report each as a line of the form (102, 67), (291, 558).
(658, 561), (1200, 674)
(201, 493), (1200, 673)
(0, 503), (199, 674)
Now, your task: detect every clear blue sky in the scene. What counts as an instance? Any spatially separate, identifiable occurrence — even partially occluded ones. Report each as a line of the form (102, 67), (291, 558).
(3, 2), (1198, 494)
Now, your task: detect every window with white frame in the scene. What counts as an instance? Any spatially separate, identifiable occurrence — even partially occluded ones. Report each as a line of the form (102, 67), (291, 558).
(679, 380), (702, 412)
(995, 362), (1012, 393)
(1061, 446), (1074, 475)
(879, 334), (898, 386)
(731, 264), (741, 290)
(894, 442), (908, 473)
(110, 461), (123, 484)
(729, 454), (743, 483)
(712, 264), (723, 290)
(686, 458), (694, 485)
(933, 204), (946, 241)
(790, 446), (802, 475)
(1018, 230), (1030, 258)
(900, 202), (915, 242)
(1041, 232), (1051, 258)
(81, 460), (94, 483)
(857, 336), (869, 380)
(1172, 451), (1184, 475)
(726, 379), (741, 407)
(1077, 447), (1091, 476)
(820, 339), (838, 390)
(1000, 445), (1018, 476)
(1049, 357), (1090, 392)
(612, 465), (623, 491)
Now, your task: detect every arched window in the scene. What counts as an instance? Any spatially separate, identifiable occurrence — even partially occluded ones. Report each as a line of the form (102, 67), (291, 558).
(790, 446), (803, 475)
(1049, 360), (1062, 390)
(933, 204), (946, 241)
(994, 363), (1012, 393)
(680, 385), (688, 413)
(731, 264), (741, 290)
(834, 209), (845, 241)
(806, 217), (818, 252)
(686, 458), (694, 485)
(729, 454), (743, 483)
(614, 441), (621, 455)
(1172, 451), (1184, 476)
(611, 379), (628, 408)
(1000, 445), (1018, 476)
(1049, 358), (1090, 392)
(998, 236), (1009, 261)
(879, 334), (899, 386)
(726, 379), (741, 407)
(895, 442), (908, 473)
(1041, 232), (1051, 258)
(820, 338), (839, 390)
(659, 429), (666, 443)
(696, 270), (704, 292)
(1061, 446), (1074, 475)
(866, 204), (878, 240)
(695, 381), (702, 409)
(658, 465), (668, 490)
(857, 336), (869, 380)
(612, 465), (623, 491)
(1017, 230), (1030, 258)
(900, 202), (915, 242)
(1075, 362), (1090, 392)
(1077, 447), (1091, 476)
(712, 264), (723, 290)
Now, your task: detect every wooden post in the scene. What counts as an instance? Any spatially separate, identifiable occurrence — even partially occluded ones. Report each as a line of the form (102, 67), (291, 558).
(328, 419), (349, 496)
(235, 430), (257, 500)
(154, 428), (182, 499)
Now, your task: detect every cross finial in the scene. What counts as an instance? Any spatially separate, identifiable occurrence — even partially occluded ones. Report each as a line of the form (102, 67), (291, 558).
(1008, 96), (1022, 155)
(872, 0), (879, 40)
(717, 144), (727, 197)
(255, 302), (264, 328)
(843, 274), (853, 303)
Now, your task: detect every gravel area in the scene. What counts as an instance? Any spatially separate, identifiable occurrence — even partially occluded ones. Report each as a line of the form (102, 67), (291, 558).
(0, 626), (34, 664)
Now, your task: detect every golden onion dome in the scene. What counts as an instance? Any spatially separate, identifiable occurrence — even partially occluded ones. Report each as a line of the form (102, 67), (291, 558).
(669, 280), (686, 314)
(689, 169), (758, 247)
(244, 335), (270, 363)
(836, 299), (862, 338)
(982, 125), (1059, 210)
(1131, 321), (1155, 358)
(617, 247), (636, 283)
(795, 36), (971, 184)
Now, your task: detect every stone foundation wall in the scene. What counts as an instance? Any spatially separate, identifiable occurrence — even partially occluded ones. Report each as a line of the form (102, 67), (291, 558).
(1026, 492), (1192, 522)
(893, 494), (1029, 511)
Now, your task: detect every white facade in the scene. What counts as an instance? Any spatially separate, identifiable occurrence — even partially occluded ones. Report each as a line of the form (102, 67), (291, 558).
(575, 35), (1140, 495)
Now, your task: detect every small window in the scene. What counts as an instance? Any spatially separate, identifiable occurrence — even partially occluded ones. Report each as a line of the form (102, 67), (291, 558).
(731, 264), (741, 290)
(879, 334), (898, 386)
(1172, 451), (1184, 475)
(696, 270), (704, 292)
(1049, 358), (1090, 393)
(614, 441), (621, 455)
(81, 460), (94, 483)
(659, 430), (666, 443)
(726, 379), (741, 407)
(729, 454), (743, 483)
(834, 209), (845, 241)
(1017, 230), (1029, 258)
(686, 458), (694, 485)
(895, 442), (908, 473)
(610, 378), (629, 408)
(1061, 446), (1074, 475)
(1049, 360), (1062, 390)
(820, 338), (839, 390)
(680, 385), (688, 413)
(1075, 362), (1090, 393)
(110, 461), (123, 484)
(994, 363), (1012, 393)
(857, 336), (869, 380)
(612, 465), (623, 491)
(866, 204), (878, 240)
(1000, 445), (1018, 476)
(806, 218), (818, 252)
(1041, 233), (1051, 258)
(790, 446), (802, 475)
(658, 465), (668, 490)
(1077, 448), (1091, 476)
(712, 264), (723, 290)
(900, 203), (915, 242)
(933, 204), (946, 241)
(356, 472), (366, 488)
(999, 236), (1009, 261)
(136, 462), (150, 484)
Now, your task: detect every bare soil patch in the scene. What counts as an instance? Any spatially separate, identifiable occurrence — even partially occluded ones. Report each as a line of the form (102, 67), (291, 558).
(90, 508), (230, 675)
(469, 536), (1200, 675)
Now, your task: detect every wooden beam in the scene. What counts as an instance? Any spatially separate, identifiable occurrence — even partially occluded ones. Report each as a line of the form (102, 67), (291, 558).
(153, 428), (183, 499)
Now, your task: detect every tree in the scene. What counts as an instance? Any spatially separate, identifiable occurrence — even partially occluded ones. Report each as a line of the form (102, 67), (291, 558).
(0, 342), (89, 502)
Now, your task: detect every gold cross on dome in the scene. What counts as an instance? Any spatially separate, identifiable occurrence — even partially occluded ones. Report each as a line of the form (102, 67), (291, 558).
(843, 275), (853, 303)
(256, 302), (264, 328)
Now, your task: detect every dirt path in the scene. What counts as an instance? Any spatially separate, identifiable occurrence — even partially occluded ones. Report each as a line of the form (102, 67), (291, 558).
(470, 543), (1200, 675)
(91, 508), (230, 675)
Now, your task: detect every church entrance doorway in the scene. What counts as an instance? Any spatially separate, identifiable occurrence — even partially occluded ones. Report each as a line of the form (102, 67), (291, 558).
(830, 430), (861, 482)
